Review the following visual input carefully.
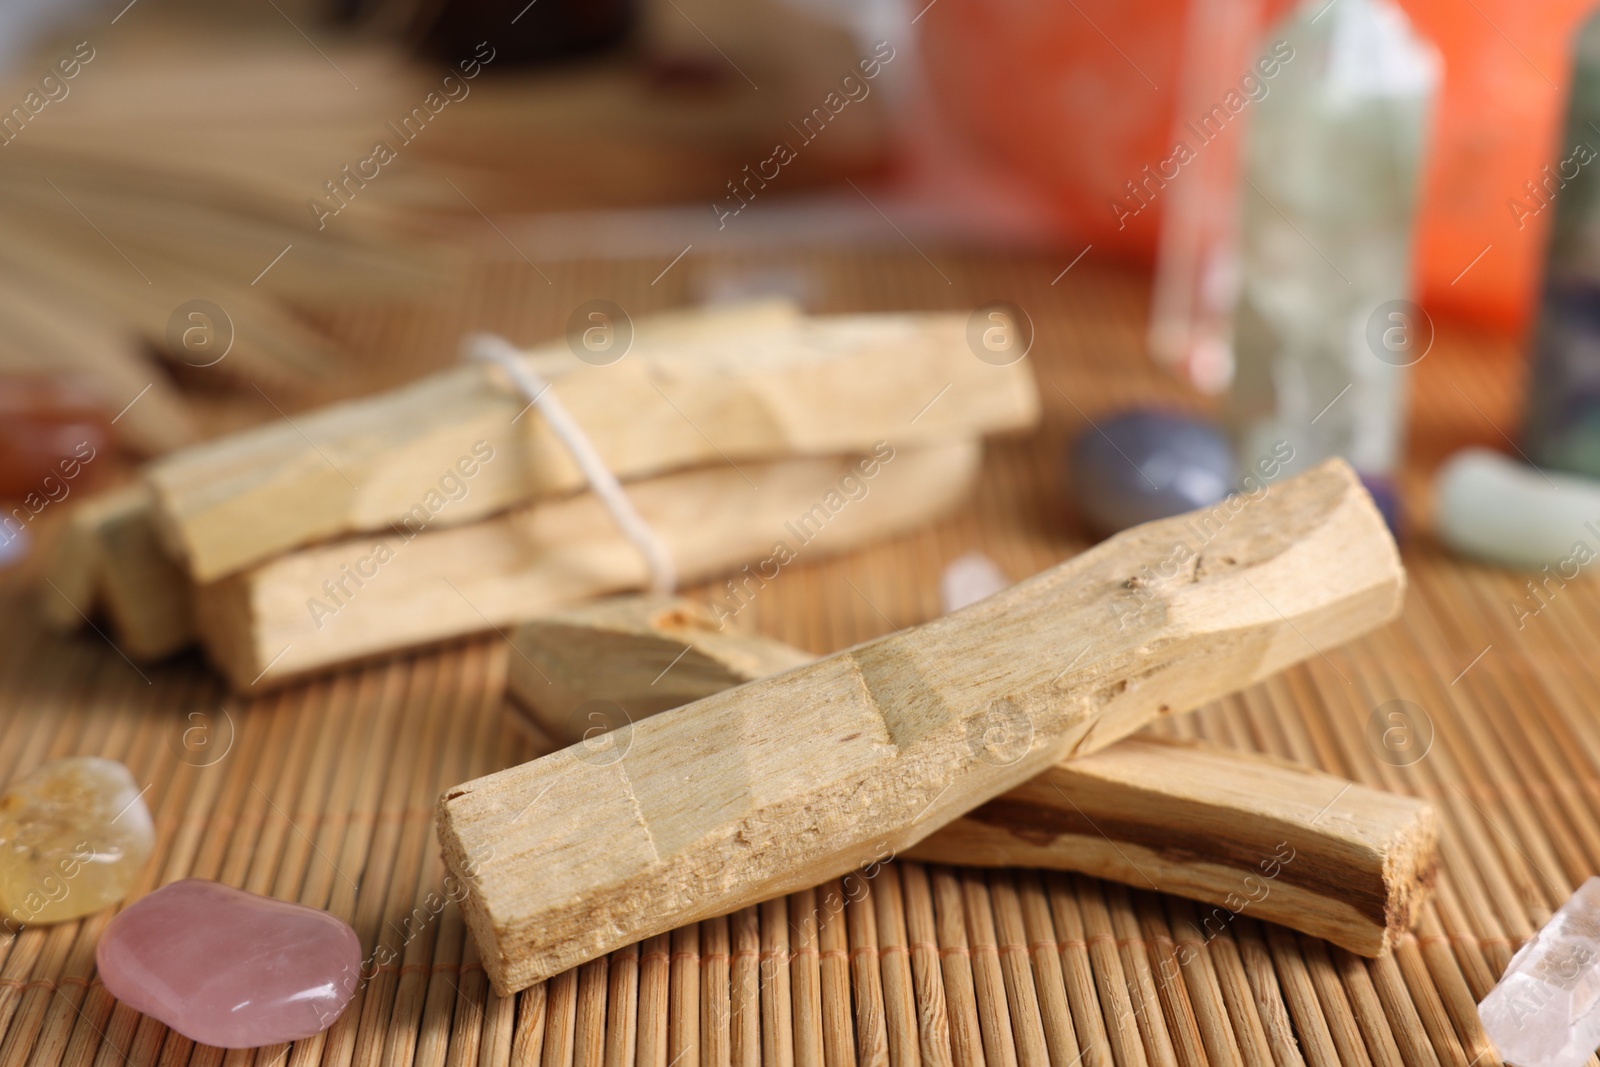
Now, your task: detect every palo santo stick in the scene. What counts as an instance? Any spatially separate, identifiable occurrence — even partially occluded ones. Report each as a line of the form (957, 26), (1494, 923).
(196, 441), (980, 690)
(41, 504), (108, 633)
(507, 596), (812, 742)
(43, 484), (196, 660)
(437, 458), (1405, 994)
(95, 489), (196, 661)
(505, 596), (1437, 957)
(903, 738), (1437, 957)
(148, 304), (1040, 582)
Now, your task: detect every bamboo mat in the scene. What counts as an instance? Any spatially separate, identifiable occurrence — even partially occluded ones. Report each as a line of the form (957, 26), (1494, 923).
(0, 247), (1582, 1066)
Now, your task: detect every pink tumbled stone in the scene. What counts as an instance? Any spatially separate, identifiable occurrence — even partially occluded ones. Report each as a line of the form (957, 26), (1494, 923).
(96, 879), (362, 1049)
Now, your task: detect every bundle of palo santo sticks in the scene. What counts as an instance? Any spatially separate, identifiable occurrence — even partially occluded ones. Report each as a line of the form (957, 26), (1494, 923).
(433, 458), (1435, 996)
(44, 300), (1039, 687)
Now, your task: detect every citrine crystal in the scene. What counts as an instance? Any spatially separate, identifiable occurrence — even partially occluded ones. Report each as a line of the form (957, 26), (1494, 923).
(0, 756), (154, 927)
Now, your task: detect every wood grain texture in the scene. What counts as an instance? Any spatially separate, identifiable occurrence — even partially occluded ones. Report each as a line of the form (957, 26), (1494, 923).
(438, 458), (1405, 994)
(506, 596), (813, 743)
(506, 594), (1437, 957)
(147, 305), (1040, 581)
(197, 442), (979, 689)
(904, 737), (1437, 957)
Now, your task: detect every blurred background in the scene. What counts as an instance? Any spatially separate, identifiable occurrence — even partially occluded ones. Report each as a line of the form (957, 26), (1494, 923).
(0, 1), (1583, 370)
(2, 0), (1597, 568)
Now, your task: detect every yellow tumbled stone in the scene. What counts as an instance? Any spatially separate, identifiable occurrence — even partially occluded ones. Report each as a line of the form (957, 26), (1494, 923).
(0, 757), (153, 927)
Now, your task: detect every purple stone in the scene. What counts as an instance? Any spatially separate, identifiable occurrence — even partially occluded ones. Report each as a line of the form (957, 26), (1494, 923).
(1357, 472), (1402, 539)
(1069, 410), (1234, 536)
(0, 525), (28, 569)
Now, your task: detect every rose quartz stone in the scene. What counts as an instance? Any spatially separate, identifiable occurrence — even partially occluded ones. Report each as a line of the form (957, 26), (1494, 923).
(96, 879), (362, 1048)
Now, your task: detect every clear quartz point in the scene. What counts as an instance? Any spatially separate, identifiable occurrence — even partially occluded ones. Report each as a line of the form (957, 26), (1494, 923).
(1479, 877), (1600, 1067)
(1227, 0), (1438, 481)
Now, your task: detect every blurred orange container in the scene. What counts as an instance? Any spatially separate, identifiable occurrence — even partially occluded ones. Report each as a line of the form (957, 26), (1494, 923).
(919, 0), (1596, 331)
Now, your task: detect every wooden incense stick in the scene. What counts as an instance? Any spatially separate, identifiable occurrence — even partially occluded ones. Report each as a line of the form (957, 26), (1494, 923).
(504, 595), (1437, 957)
(196, 441), (979, 689)
(437, 458), (1405, 994)
(904, 738), (1436, 957)
(42, 483), (195, 660)
(146, 305), (1039, 581)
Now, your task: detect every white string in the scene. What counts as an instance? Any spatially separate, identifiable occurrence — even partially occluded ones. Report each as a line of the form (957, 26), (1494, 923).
(467, 332), (677, 595)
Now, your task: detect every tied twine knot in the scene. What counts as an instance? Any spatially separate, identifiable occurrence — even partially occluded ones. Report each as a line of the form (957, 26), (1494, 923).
(466, 332), (677, 596)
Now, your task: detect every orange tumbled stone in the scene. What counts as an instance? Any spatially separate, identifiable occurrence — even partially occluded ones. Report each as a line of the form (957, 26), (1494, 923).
(0, 376), (110, 501)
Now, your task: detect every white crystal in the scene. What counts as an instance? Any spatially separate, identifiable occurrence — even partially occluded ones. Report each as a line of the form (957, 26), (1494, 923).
(1325, 0), (1440, 101)
(1434, 448), (1600, 570)
(1480, 877), (1600, 1067)
(1228, 0), (1438, 480)
(940, 553), (1009, 614)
